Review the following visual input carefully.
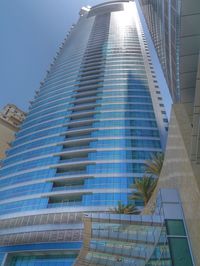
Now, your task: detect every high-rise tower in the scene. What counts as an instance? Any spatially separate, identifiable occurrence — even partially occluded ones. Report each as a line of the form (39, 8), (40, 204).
(0, 1), (168, 265)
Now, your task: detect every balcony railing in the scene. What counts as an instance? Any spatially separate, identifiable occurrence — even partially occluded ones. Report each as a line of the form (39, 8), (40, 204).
(62, 146), (90, 152)
(55, 170), (86, 176)
(59, 157), (88, 164)
(48, 201), (83, 208)
(52, 185), (84, 192)
(67, 118), (94, 124)
(67, 125), (94, 131)
(65, 135), (92, 141)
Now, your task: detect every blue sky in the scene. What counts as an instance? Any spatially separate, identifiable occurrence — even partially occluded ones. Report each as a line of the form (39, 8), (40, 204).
(0, 0), (104, 111)
(0, 0), (172, 116)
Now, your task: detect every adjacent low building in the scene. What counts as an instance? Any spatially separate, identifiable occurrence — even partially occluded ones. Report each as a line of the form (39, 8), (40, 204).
(0, 104), (25, 160)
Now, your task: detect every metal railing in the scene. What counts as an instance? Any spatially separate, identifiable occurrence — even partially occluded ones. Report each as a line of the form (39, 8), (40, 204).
(48, 201), (83, 208)
(56, 170), (86, 176)
(65, 135), (92, 141)
(58, 157), (89, 164)
(62, 146), (90, 152)
(52, 185), (84, 192)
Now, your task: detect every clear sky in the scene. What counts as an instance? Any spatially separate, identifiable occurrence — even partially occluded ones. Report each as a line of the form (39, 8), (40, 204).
(0, 0), (105, 111)
(0, 0), (172, 117)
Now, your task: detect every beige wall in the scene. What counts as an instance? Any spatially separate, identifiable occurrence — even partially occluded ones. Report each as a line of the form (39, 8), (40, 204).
(144, 104), (200, 265)
(0, 120), (16, 159)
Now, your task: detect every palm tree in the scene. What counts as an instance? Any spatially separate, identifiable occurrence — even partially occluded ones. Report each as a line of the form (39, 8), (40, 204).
(145, 152), (164, 177)
(130, 176), (158, 206)
(109, 201), (140, 214)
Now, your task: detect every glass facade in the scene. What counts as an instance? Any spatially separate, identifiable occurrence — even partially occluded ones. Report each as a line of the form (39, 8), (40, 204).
(0, 1), (168, 265)
(82, 214), (172, 266)
(75, 189), (194, 266)
(138, 0), (181, 102)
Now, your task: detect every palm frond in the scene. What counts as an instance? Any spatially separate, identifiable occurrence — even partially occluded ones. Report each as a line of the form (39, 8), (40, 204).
(109, 201), (140, 214)
(145, 152), (164, 177)
(129, 192), (143, 201)
(130, 176), (158, 206)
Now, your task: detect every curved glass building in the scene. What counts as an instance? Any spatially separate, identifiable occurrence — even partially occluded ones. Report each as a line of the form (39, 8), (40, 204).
(0, 1), (168, 265)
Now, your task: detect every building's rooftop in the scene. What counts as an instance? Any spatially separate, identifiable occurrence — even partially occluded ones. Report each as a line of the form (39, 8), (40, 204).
(0, 104), (26, 130)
